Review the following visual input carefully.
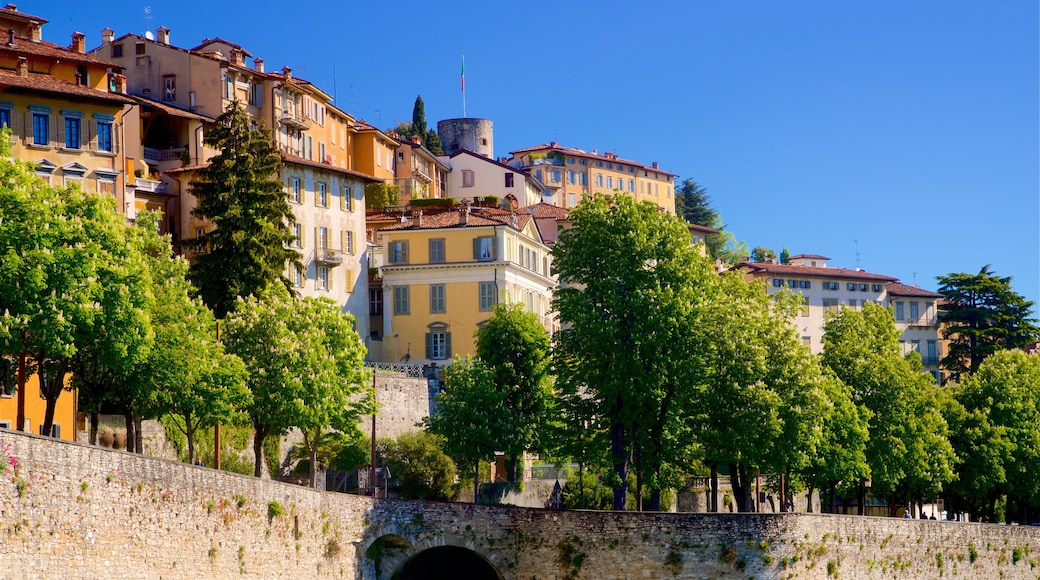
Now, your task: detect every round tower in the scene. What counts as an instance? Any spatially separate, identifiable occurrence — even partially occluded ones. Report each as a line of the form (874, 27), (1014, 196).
(437, 118), (493, 158)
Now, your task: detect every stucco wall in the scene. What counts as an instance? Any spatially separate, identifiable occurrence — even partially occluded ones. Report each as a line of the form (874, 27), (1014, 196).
(3, 429), (1039, 579)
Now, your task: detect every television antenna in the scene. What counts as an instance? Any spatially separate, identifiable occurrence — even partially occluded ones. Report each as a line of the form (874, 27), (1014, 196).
(143, 6), (152, 34)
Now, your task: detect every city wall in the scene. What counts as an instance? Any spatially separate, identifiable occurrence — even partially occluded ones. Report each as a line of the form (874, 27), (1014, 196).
(3, 429), (1039, 579)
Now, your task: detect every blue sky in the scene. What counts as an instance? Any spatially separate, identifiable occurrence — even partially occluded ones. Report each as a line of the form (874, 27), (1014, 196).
(39, 0), (1039, 312)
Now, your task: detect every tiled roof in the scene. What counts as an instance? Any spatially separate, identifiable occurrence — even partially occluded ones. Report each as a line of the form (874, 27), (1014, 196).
(378, 206), (532, 232)
(165, 163), (208, 174)
(886, 282), (941, 298)
(521, 202), (569, 220)
(130, 93), (213, 121)
(688, 222), (718, 234)
(737, 261), (899, 282)
(0, 6), (47, 24)
(191, 37), (253, 57)
(281, 154), (381, 182)
(508, 142), (676, 177)
(790, 253), (830, 260)
(0, 69), (133, 104)
(0, 35), (122, 68)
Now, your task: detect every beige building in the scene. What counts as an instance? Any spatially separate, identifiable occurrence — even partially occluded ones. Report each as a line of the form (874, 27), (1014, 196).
(507, 142), (675, 212)
(440, 149), (545, 208)
(94, 27), (378, 343)
(737, 254), (944, 382)
(393, 134), (449, 204)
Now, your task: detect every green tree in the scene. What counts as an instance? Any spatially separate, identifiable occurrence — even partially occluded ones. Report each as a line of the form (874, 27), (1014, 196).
(553, 194), (715, 510)
(425, 357), (507, 501)
(380, 431), (458, 501)
(425, 129), (444, 155)
(222, 286), (372, 478)
(474, 303), (553, 483)
(937, 266), (1039, 380)
(365, 182), (401, 210)
(750, 246), (776, 263)
(779, 247), (791, 265)
(411, 95), (427, 145)
(184, 101), (300, 319)
(674, 178), (718, 227)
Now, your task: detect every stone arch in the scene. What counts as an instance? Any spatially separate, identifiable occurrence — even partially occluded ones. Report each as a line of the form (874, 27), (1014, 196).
(393, 545), (503, 580)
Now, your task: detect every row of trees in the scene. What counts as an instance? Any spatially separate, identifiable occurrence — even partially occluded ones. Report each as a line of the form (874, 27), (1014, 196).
(424, 193), (1037, 520)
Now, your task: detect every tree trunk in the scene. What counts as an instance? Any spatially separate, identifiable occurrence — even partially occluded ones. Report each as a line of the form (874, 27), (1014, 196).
(729, 463), (750, 512)
(806, 486), (814, 513)
(578, 462), (585, 509)
(635, 445), (643, 512)
(123, 413), (135, 453)
(710, 464), (718, 512)
(252, 425), (268, 478)
(186, 415), (196, 465)
(134, 417), (143, 454)
(89, 412), (99, 445)
(610, 423), (629, 511)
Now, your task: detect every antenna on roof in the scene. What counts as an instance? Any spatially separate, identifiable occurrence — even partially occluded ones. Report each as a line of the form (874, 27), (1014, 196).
(143, 6), (152, 35)
(854, 239), (861, 270)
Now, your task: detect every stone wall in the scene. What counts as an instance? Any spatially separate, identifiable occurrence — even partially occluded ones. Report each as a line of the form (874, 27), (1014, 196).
(3, 428), (1040, 579)
(369, 374), (435, 441)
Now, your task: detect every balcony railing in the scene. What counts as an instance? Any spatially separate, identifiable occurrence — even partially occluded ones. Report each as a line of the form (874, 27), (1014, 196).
(363, 361), (426, 378)
(315, 247), (343, 266)
(279, 109), (310, 130)
(907, 317), (938, 327)
(134, 177), (166, 193)
(528, 156), (564, 167)
(143, 146), (188, 162)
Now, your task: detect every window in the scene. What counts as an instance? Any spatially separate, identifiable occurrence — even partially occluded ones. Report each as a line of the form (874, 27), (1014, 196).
(846, 283), (856, 291)
(390, 240), (409, 264)
(859, 283), (868, 292)
(551, 170), (561, 183)
(894, 301), (905, 321)
(393, 286), (410, 315)
(426, 325), (451, 360)
(248, 83), (262, 107)
(607, 177), (614, 189)
(429, 238), (445, 263)
(319, 142), (326, 162)
(96, 121), (113, 152)
(32, 111), (48, 146)
(163, 75), (176, 102)
(111, 44), (123, 57)
(462, 170), (474, 188)
(1, 357), (16, 397)
(369, 288), (383, 315)
(474, 236), (495, 261)
(293, 224), (302, 248)
(290, 178), (301, 203)
(504, 173), (514, 187)
(800, 280), (811, 289)
(927, 340), (938, 363)
(568, 193), (575, 207)
(341, 185), (353, 211)
(909, 302), (919, 321)
(773, 278), (784, 287)
(910, 339), (920, 353)
(64, 116), (80, 149)
(824, 281), (838, 291)
(430, 284), (446, 313)
(580, 173), (588, 186)
(293, 265), (303, 287)
(38, 423), (60, 438)
(317, 266), (329, 290)
(629, 179), (635, 192)
(800, 297), (809, 317)
(823, 298), (840, 313)
(317, 182), (328, 207)
(0, 108), (9, 129)
(567, 171), (576, 184)
(344, 231), (355, 255)
(97, 178), (115, 197)
(596, 174), (604, 187)
(479, 281), (496, 311)
(318, 227), (329, 252)
(801, 336), (811, 347)
(872, 284), (882, 292)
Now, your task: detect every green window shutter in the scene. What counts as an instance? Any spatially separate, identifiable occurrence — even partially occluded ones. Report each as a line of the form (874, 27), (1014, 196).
(472, 237), (479, 260)
(491, 237), (498, 260)
(425, 332), (433, 359)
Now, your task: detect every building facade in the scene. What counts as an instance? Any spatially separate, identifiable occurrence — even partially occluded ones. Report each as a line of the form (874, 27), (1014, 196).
(393, 134), (449, 204)
(440, 149), (544, 208)
(737, 254), (944, 381)
(507, 142), (675, 212)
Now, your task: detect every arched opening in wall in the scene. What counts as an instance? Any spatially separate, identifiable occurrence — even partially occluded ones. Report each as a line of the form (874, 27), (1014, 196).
(393, 546), (502, 580)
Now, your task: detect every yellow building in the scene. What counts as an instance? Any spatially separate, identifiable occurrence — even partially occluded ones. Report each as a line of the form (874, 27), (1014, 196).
(507, 142), (676, 212)
(0, 6), (138, 441)
(374, 203), (557, 363)
(353, 120), (397, 183)
(393, 134), (449, 204)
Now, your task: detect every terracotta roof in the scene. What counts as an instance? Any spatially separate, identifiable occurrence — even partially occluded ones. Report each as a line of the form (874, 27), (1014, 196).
(790, 253), (830, 260)
(0, 69), (133, 104)
(165, 163), (208, 175)
(281, 154), (381, 182)
(378, 206), (532, 233)
(508, 142), (676, 177)
(521, 202), (569, 220)
(736, 261), (899, 282)
(191, 37), (253, 57)
(0, 6), (47, 25)
(130, 93), (214, 121)
(0, 35), (122, 69)
(886, 282), (941, 298)
(688, 222), (718, 235)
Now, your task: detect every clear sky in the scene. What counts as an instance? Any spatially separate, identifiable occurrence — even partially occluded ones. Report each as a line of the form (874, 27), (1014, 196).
(38, 0), (1040, 312)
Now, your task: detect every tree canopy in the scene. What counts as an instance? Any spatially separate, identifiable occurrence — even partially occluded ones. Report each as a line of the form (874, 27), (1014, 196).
(184, 101), (300, 319)
(937, 265), (1039, 380)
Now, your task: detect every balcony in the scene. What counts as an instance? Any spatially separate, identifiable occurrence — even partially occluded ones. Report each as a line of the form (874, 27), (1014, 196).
(528, 156), (564, 167)
(279, 110), (310, 130)
(134, 177), (166, 194)
(315, 247), (343, 266)
(921, 356), (941, 366)
(143, 146), (188, 162)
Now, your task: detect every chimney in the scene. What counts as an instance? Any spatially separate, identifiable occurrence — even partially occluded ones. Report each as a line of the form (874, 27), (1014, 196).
(592, 149), (597, 155)
(112, 73), (126, 94)
(411, 134), (421, 145)
(253, 57), (264, 73)
(3, 3), (15, 10)
(281, 66), (292, 81)
(459, 200), (471, 225)
(70, 32), (85, 53)
(16, 56), (26, 77)
(549, 141), (558, 148)
(6, 28), (14, 47)
(101, 28), (113, 44)
(415, 210), (423, 227)
(510, 212), (518, 227)
(29, 22), (39, 42)
(156, 26), (169, 45)
(230, 48), (244, 66)
(652, 161), (659, 169)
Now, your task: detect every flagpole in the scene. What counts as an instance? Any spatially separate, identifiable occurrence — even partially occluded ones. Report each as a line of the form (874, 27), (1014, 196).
(461, 53), (466, 118)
